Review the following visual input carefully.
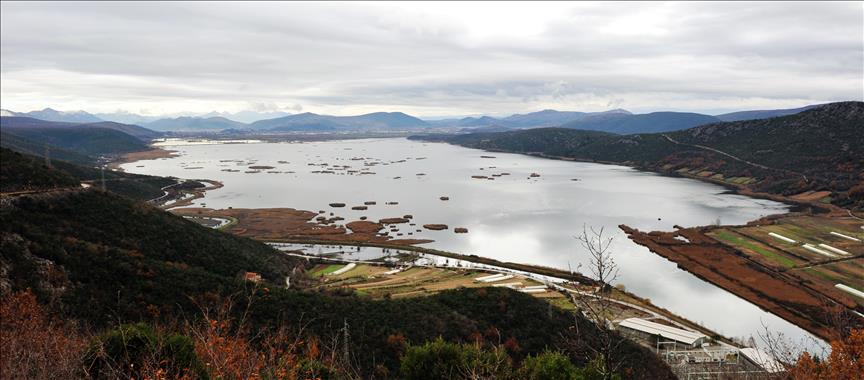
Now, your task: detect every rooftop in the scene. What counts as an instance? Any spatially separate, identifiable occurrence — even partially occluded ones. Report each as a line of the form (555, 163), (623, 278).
(618, 318), (707, 345)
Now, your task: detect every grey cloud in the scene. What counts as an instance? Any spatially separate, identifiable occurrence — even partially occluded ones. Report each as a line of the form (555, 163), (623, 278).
(1, 1), (861, 116)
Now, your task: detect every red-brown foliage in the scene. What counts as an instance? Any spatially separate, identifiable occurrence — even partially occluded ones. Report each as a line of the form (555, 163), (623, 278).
(0, 289), (88, 380)
(789, 329), (864, 380)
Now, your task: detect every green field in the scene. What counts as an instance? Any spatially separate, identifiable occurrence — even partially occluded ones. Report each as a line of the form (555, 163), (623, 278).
(709, 229), (798, 268)
(310, 264), (346, 277)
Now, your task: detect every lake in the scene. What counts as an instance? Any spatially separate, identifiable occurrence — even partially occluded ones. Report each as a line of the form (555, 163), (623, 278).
(124, 137), (823, 350)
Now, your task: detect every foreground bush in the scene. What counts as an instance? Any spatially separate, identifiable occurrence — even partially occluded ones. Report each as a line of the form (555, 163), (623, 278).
(399, 338), (513, 380)
(83, 323), (207, 380)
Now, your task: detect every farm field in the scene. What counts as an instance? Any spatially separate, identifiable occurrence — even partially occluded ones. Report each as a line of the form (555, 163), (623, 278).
(314, 263), (564, 300)
(707, 215), (863, 307)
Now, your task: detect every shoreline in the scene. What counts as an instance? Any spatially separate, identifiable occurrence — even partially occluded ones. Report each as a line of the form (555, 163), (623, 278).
(109, 147), (179, 172)
(620, 225), (854, 343)
(265, 238), (738, 345)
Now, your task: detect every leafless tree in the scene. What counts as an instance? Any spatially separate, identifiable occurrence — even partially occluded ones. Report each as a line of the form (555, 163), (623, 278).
(568, 225), (627, 380)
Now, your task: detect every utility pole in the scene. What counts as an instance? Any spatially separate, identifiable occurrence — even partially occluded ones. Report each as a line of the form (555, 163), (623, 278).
(342, 318), (350, 366)
(44, 143), (51, 168)
(100, 166), (106, 191)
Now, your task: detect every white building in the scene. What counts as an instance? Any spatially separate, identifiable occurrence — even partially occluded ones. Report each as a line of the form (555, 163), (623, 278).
(617, 318), (709, 349)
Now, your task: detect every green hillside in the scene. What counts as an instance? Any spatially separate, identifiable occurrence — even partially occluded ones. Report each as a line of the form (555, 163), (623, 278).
(1, 148), (81, 193)
(1, 190), (301, 324)
(0, 147), (173, 200)
(1, 131), (96, 166)
(0, 126), (149, 156)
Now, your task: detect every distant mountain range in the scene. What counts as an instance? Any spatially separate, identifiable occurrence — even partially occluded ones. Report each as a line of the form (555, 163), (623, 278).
(1, 108), (103, 123)
(428, 109), (633, 129)
(249, 111), (429, 131)
(1, 103), (829, 134)
(199, 110), (293, 124)
(145, 116), (246, 131)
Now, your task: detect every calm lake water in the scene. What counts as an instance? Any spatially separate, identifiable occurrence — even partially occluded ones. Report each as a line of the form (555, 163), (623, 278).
(124, 137), (824, 350)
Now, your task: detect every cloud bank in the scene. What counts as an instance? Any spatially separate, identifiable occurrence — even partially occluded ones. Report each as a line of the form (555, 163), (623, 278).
(1, 1), (861, 116)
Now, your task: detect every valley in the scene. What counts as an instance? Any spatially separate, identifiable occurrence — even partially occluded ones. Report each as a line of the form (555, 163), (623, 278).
(120, 136), (839, 350)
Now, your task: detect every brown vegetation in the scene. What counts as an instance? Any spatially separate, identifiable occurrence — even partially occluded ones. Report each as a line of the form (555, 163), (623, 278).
(109, 148), (178, 171)
(621, 225), (862, 342)
(173, 208), (432, 245)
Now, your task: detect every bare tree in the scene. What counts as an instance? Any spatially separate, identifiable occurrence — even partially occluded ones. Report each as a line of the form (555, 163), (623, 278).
(568, 225), (627, 380)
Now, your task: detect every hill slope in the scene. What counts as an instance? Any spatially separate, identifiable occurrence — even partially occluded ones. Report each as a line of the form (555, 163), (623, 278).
(414, 102), (864, 210)
(0, 149), (82, 193)
(0, 131), (96, 166)
(0, 190), (301, 324)
(561, 111), (721, 134)
(0, 147), (175, 200)
(716, 104), (821, 122)
(1, 117), (152, 157)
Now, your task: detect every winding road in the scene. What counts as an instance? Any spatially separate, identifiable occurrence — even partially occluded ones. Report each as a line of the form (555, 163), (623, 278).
(661, 134), (808, 182)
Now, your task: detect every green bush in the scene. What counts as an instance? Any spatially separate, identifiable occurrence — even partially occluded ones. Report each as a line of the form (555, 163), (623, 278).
(399, 338), (512, 380)
(83, 323), (207, 379)
(519, 351), (584, 380)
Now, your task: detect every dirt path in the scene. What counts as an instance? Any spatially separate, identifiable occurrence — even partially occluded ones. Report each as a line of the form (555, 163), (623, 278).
(661, 134), (808, 181)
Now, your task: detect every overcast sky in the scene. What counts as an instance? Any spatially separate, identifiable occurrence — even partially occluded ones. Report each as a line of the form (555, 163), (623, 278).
(1, 1), (862, 117)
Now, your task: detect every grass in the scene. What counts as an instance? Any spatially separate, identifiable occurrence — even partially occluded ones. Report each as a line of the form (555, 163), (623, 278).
(548, 297), (576, 311)
(311, 264), (345, 277)
(709, 229), (798, 268)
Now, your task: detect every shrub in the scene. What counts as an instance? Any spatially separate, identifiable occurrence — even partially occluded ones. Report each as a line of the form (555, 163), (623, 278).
(519, 351), (584, 380)
(83, 323), (206, 379)
(399, 337), (512, 380)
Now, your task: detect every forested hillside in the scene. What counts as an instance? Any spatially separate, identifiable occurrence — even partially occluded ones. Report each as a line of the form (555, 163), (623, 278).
(0, 147), (174, 200)
(0, 148), (81, 193)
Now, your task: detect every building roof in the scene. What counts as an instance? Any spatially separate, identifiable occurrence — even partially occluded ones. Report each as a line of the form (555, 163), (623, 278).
(739, 348), (785, 373)
(618, 318), (707, 345)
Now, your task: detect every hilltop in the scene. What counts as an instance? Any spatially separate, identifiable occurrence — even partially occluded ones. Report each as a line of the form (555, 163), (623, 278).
(560, 111), (721, 134)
